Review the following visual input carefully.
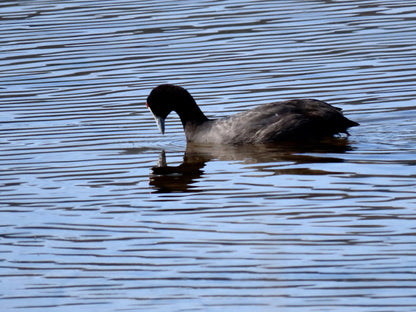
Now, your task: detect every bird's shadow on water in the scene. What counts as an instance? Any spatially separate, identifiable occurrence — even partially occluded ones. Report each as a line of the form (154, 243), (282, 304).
(149, 138), (354, 193)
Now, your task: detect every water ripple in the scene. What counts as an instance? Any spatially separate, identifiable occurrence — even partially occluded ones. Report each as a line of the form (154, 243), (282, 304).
(1, 0), (416, 311)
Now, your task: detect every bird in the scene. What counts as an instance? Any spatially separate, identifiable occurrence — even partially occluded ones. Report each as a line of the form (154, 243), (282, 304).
(146, 84), (358, 144)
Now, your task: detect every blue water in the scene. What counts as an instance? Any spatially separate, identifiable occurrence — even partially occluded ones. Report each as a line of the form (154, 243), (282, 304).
(1, 1), (416, 311)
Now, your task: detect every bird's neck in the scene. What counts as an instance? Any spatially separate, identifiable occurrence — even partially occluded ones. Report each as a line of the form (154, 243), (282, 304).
(175, 97), (209, 128)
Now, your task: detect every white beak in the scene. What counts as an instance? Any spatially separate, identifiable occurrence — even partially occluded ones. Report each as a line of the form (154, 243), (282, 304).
(148, 106), (165, 134)
(155, 115), (165, 134)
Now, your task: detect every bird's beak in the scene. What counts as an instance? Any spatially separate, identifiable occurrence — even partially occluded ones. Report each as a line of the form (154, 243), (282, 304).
(147, 104), (165, 134)
(154, 115), (165, 134)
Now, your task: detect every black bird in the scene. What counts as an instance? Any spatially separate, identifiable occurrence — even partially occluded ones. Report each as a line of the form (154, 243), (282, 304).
(146, 84), (358, 144)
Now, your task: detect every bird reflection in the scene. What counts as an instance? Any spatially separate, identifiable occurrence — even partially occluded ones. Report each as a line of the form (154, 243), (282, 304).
(149, 138), (354, 193)
(149, 150), (208, 193)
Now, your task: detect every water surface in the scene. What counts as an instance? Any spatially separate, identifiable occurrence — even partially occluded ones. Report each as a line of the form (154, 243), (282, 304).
(1, 1), (416, 311)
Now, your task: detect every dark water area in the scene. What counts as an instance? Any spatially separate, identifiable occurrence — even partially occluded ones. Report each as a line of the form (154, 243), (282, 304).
(1, 1), (416, 311)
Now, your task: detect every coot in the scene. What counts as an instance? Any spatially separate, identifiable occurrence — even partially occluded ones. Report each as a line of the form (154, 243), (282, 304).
(146, 84), (358, 144)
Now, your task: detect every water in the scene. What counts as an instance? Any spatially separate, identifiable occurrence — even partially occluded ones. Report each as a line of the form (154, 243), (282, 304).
(1, 0), (416, 311)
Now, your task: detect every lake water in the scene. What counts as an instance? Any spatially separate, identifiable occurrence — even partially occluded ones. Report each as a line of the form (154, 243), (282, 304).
(1, 1), (416, 311)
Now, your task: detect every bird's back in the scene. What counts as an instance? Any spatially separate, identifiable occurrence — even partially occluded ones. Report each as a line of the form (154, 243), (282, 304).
(185, 99), (358, 144)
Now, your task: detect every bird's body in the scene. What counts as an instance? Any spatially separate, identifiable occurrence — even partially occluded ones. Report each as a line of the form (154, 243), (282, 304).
(146, 84), (358, 144)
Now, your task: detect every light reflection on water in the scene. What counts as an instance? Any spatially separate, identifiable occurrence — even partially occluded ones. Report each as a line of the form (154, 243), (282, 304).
(1, 0), (416, 311)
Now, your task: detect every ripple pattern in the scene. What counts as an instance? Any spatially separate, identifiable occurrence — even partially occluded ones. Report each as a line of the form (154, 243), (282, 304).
(1, 1), (416, 311)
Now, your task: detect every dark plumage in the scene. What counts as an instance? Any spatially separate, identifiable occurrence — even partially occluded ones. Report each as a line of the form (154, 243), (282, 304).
(146, 84), (358, 144)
